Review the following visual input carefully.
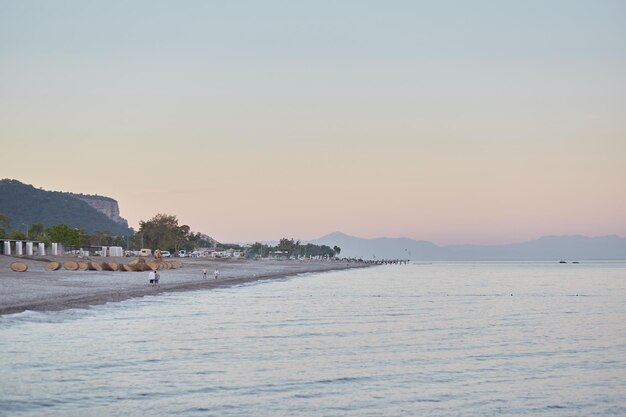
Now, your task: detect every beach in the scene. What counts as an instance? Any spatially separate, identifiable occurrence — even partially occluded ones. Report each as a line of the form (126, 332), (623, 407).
(0, 255), (371, 316)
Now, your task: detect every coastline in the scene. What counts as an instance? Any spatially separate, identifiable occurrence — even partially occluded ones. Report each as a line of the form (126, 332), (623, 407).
(0, 255), (373, 316)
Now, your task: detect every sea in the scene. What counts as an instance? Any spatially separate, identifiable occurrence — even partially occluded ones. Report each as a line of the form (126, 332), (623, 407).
(1, 262), (625, 416)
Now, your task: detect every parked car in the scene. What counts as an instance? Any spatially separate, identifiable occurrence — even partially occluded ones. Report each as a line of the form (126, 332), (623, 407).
(177, 250), (187, 258)
(160, 250), (171, 258)
(138, 248), (152, 257)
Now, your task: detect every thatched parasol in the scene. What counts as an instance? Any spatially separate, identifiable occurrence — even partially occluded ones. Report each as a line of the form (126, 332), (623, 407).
(63, 261), (79, 271)
(105, 262), (120, 271)
(129, 258), (145, 266)
(46, 261), (61, 271)
(88, 261), (103, 271)
(146, 260), (161, 271)
(169, 260), (182, 269)
(10, 261), (28, 272)
(132, 262), (149, 271)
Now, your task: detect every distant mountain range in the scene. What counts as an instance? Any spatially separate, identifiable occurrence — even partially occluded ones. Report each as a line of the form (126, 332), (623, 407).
(0, 179), (133, 235)
(309, 232), (626, 261)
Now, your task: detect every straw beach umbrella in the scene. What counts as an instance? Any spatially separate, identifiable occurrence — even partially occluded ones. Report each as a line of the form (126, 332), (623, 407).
(63, 261), (79, 271)
(10, 261), (28, 272)
(129, 258), (145, 267)
(88, 261), (103, 271)
(46, 261), (61, 271)
(105, 262), (121, 271)
(146, 260), (161, 271)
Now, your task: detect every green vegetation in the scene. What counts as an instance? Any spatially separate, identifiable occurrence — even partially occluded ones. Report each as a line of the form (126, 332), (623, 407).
(246, 242), (271, 258)
(83, 231), (126, 248)
(135, 213), (214, 253)
(0, 215), (78, 246)
(245, 238), (340, 259)
(0, 179), (132, 235)
(0, 210), (211, 252)
(0, 180), (342, 258)
(47, 224), (82, 247)
(0, 213), (9, 238)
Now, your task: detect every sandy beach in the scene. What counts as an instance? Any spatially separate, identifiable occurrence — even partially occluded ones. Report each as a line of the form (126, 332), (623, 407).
(0, 255), (372, 316)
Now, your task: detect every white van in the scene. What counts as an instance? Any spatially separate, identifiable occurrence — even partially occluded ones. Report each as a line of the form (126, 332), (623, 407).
(177, 250), (187, 258)
(138, 248), (152, 257)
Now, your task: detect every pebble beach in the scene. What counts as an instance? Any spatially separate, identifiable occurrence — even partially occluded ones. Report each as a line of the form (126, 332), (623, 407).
(0, 255), (371, 315)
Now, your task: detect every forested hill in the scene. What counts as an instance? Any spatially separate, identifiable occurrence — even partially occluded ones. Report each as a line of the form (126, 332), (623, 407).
(0, 179), (133, 235)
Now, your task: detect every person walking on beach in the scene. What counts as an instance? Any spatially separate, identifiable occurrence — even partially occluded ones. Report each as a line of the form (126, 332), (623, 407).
(149, 270), (156, 288)
(154, 270), (160, 288)
(214, 268), (219, 279)
(202, 268), (207, 279)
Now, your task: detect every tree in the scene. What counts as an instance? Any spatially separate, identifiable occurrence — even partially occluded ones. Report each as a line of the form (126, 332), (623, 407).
(333, 246), (341, 256)
(0, 213), (10, 238)
(47, 224), (82, 247)
(246, 242), (270, 258)
(177, 224), (192, 251)
(82, 231), (129, 249)
(129, 233), (143, 251)
(0, 213), (10, 229)
(90, 231), (113, 246)
(112, 235), (127, 248)
(138, 213), (193, 252)
(9, 230), (27, 240)
(276, 238), (300, 255)
(28, 223), (47, 242)
(242, 239), (340, 260)
(320, 245), (335, 258)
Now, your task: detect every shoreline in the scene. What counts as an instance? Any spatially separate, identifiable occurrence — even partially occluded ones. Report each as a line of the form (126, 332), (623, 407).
(0, 255), (373, 316)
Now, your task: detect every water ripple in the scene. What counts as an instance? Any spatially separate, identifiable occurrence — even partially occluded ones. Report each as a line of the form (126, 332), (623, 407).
(1, 262), (625, 416)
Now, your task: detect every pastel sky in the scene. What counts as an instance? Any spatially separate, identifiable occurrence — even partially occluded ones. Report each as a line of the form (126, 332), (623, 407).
(1, 1), (625, 244)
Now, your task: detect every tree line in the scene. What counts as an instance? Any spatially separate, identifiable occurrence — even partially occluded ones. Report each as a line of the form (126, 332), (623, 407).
(1, 212), (340, 258)
(0, 213), (126, 248)
(0, 212), (205, 252)
(246, 238), (341, 259)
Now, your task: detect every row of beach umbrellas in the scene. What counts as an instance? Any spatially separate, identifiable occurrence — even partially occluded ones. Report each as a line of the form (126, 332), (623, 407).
(9, 258), (182, 273)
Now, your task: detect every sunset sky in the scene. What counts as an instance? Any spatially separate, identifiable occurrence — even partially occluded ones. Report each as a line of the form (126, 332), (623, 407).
(1, 1), (625, 244)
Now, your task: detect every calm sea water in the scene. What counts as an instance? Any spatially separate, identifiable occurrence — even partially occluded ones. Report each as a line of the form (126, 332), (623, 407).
(1, 262), (625, 416)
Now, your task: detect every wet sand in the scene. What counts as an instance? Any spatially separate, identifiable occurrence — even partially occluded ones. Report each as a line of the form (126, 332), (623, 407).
(0, 255), (371, 316)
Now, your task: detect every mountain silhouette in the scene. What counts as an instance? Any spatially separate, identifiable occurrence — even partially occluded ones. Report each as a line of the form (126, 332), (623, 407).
(309, 232), (626, 260)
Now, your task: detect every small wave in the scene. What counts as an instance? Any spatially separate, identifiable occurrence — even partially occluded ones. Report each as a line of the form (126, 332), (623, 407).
(0, 307), (100, 326)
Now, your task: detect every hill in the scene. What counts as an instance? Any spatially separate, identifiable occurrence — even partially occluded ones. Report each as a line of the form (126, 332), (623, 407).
(310, 232), (626, 261)
(0, 179), (133, 236)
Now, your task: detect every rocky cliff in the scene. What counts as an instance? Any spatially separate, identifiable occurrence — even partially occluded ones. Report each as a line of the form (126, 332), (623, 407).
(0, 179), (133, 235)
(72, 195), (128, 226)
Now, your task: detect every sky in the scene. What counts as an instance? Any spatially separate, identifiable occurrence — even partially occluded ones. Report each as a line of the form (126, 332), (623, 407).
(1, 0), (625, 245)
